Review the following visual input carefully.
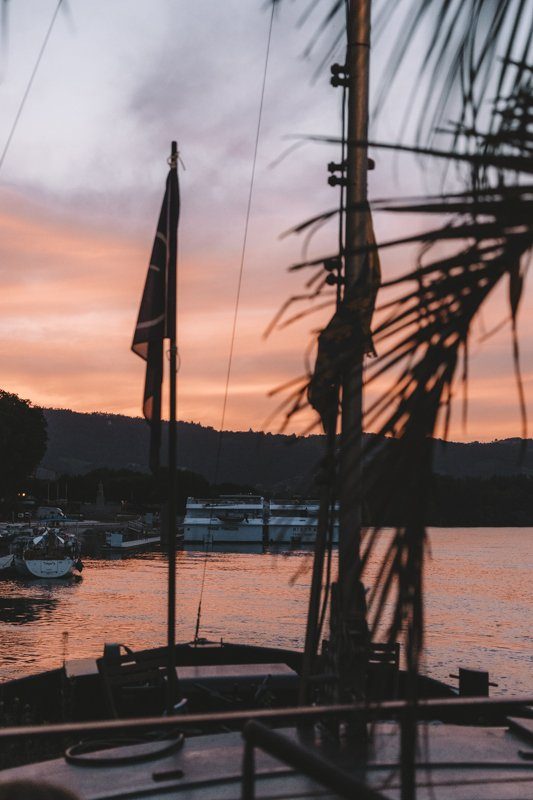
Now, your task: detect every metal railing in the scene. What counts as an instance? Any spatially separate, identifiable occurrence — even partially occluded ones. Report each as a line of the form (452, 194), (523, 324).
(241, 720), (387, 800)
(1, 695), (531, 798)
(0, 694), (531, 743)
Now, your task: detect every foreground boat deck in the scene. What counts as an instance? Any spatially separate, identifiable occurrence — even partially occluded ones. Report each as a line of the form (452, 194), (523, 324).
(1, 719), (532, 800)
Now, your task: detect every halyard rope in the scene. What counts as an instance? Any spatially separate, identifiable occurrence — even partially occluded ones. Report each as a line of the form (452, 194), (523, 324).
(193, 3), (276, 642)
(0, 0), (63, 173)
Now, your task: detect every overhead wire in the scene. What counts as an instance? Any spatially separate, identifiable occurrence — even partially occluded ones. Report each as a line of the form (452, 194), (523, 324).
(193, 3), (276, 642)
(0, 0), (63, 174)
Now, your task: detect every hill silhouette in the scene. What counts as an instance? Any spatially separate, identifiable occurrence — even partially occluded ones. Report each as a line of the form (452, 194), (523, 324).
(40, 408), (533, 491)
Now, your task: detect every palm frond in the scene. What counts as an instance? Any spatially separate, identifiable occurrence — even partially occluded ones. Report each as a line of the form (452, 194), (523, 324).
(280, 0), (533, 143)
(273, 67), (533, 691)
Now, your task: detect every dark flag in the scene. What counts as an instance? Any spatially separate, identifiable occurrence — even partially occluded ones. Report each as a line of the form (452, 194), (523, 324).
(132, 166), (179, 472)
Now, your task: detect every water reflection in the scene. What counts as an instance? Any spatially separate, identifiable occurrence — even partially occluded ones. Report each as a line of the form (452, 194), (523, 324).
(182, 543), (317, 555)
(183, 543), (264, 555)
(0, 528), (530, 695)
(0, 596), (58, 625)
(95, 551), (132, 562)
(0, 575), (82, 625)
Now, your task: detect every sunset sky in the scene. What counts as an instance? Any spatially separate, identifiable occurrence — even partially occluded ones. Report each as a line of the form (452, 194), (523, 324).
(1, 0), (531, 442)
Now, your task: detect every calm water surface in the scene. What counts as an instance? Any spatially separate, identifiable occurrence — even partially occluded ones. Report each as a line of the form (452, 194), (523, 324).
(0, 528), (531, 693)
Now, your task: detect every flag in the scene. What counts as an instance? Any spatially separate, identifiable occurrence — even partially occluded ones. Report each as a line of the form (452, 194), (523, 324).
(132, 166), (179, 472)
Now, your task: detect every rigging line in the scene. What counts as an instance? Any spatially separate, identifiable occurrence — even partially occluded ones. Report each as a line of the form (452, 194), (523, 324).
(0, 0), (63, 174)
(193, 3), (275, 642)
(1, 1), (10, 80)
(216, 1), (275, 448)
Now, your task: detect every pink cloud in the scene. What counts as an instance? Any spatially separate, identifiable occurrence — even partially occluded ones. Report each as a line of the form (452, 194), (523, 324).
(0, 185), (531, 441)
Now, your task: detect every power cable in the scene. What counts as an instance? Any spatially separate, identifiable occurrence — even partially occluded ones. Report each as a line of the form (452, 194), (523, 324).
(193, 4), (276, 642)
(0, 0), (63, 174)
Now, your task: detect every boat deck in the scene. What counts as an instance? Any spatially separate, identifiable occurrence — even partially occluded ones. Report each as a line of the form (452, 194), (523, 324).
(1, 719), (532, 799)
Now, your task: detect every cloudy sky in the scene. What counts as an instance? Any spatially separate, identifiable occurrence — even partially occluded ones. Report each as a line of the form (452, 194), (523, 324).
(0, 0), (531, 442)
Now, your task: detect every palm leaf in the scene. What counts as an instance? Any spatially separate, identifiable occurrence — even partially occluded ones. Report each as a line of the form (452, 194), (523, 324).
(272, 67), (532, 701)
(281, 0), (533, 142)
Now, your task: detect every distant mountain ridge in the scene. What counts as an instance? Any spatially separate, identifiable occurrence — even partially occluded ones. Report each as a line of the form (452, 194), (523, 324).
(40, 408), (533, 491)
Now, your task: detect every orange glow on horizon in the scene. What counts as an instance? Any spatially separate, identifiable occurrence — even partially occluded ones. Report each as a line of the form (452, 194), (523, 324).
(1, 189), (532, 443)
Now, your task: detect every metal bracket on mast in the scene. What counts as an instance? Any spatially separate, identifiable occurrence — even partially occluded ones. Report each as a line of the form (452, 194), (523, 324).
(166, 345), (181, 373)
(330, 63), (350, 87)
(328, 161), (347, 173)
(322, 257), (344, 285)
(167, 145), (185, 171)
(328, 160), (374, 183)
(328, 175), (348, 187)
(328, 158), (347, 187)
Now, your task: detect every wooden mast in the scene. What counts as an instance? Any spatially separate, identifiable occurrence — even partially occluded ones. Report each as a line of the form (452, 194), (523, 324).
(300, 0), (372, 709)
(166, 140), (179, 714)
(335, 0), (371, 702)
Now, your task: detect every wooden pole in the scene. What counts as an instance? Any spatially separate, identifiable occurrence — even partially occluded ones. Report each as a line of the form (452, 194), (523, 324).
(336, 0), (371, 699)
(298, 480), (331, 705)
(166, 140), (179, 713)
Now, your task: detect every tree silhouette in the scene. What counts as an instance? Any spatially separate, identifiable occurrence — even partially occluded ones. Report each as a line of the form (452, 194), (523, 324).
(0, 390), (47, 505)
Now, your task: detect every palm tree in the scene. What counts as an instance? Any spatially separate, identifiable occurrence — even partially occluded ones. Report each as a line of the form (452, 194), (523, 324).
(272, 0), (533, 739)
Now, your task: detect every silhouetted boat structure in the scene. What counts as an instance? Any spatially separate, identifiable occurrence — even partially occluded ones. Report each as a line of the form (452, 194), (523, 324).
(1, 669), (533, 798)
(1, 1), (532, 797)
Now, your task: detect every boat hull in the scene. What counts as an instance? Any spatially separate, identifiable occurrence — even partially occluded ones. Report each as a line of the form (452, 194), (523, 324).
(183, 522), (264, 544)
(268, 520), (339, 545)
(14, 556), (77, 578)
(183, 499), (340, 545)
(103, 532), (161, 551)
(0, 553), (13, 571)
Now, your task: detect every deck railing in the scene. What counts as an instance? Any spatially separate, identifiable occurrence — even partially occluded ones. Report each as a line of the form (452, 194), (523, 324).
(0, 694), (531, 743)
(1, 695), (531, 797)
(241, 719), (388, 800)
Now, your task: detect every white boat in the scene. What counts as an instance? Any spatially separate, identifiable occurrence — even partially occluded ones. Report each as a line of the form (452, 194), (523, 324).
(13, 527), (82, 579)
(0, 553), (13, 571)
(103, 522), (160, 551)
(183, 495), (265, 543)
(182, 496), (339, 544)
(0, 524), (32, 573)
(0, 530), (12, 571)
(268, 500), (339, 545)
(35, 506), (66, 522)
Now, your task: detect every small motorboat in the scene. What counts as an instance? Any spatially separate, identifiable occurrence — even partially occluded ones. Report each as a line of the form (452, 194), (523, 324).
(0, 524), (28, 573)
(101, 521), (161, 552)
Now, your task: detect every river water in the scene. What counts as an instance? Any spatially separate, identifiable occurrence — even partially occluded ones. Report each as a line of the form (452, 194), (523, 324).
(0, 528), (531, 693)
